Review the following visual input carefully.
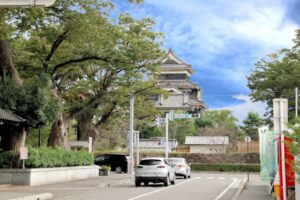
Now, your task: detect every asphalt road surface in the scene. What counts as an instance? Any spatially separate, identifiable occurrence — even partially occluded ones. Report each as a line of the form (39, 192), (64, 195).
(1, 173), (247, 200)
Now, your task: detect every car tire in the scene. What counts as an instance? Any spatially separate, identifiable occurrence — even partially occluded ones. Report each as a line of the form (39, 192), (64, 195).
(135, 181), (141, 187)
(183, 174), (187, 179)
(115, 166), (122, 173)
(144, 181), (149, 186)
(164, 175), (169, 187)
(170, 176), (175, 185)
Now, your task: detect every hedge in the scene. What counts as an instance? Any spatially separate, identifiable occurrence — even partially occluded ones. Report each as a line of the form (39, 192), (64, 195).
(0, 147), (93, 168)
(191, 163), (260, 172)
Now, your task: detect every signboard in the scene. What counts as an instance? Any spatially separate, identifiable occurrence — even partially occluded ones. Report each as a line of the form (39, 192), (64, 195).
(20, 147), (28, 160)
(173, 114), (192, 119)
(245, 136), (251, 143)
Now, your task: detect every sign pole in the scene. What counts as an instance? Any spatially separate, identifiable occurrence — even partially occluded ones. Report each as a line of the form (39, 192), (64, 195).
(165, 113), (169, 159)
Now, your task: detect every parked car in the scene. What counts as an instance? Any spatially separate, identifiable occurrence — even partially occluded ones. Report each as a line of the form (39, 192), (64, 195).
(167, 157), (191, 179)
(94, 154), (128, 173)
(135, 157), (176, 187)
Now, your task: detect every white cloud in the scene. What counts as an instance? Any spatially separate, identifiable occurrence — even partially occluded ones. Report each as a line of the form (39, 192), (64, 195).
(215, 95), (267, 124)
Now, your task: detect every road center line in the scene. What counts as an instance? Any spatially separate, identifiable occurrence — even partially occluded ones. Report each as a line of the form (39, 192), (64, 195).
(214, 178), (238, 200)
(128, 177), (201, 200)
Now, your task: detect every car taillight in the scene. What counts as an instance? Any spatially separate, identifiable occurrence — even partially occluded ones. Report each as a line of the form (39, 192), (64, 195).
(177, 164), (185, 168)
(137, 165), (143, 168)
(157, 165), (165, 168)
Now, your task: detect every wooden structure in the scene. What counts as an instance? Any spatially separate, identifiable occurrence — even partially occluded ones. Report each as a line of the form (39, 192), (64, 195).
(154, 49), (206, 112)
(185, 136), (229, 154)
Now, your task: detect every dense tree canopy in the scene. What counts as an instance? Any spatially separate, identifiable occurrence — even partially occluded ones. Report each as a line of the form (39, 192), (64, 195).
(247, 29), (300, 119)
(241, 112), (263, 141)
(0, 0), (165, 150)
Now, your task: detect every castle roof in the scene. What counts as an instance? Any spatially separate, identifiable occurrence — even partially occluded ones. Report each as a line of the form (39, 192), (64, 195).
(160, 49), (194, 74)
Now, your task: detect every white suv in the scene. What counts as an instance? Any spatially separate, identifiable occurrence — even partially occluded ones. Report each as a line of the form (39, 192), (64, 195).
(135, 157), (176, 187)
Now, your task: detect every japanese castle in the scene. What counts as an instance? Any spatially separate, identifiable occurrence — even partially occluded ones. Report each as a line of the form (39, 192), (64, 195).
(154, 49), (206, 113)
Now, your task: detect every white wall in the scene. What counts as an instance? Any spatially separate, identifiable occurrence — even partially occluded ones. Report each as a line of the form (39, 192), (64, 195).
(189, 145), (226, 154)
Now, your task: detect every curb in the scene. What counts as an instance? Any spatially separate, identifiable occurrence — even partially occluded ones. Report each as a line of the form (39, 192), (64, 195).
(232, 177), (247, 200)
(9, 193), (53, 200)
(98, 178), (132, 188)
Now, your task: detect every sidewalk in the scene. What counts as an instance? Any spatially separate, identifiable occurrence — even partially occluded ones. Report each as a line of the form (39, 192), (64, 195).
(238, 174), (273, 200)
(0, 173), (132, 200)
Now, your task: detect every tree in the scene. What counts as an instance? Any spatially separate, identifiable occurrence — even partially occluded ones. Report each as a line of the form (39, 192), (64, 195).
(169, 119), (197, 144)
(0, 0), (164, 150)
(247, 29), (300, 119)
(0, 76), (58, 151)
(241, 112), (263, 141)
(195, 110), (238, 129)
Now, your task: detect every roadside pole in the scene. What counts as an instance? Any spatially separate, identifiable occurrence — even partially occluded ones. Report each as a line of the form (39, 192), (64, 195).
(128, 94), (134, 177)
(165, 113), (169, 159)
(136, 131), (140, 166)
(296, 87), (298, 118)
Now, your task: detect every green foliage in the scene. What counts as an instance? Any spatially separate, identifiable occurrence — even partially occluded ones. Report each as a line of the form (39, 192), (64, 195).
(241, 112), (264, 141)
(195, 110), (238, 129)
(286, 118), (300, 172)
(0, 147), (93, 168)
(0, 76), (59, 128)
(26, 126), (52, 147)
(169, 119), (197, 144)
(100, 165), (111, 171)
(0, 151), (20, 168)
(191, 163), (260, 172)
(247, 29), (300, 119)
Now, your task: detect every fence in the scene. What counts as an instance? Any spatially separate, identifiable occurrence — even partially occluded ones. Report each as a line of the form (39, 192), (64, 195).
(238, 141), (259, 153)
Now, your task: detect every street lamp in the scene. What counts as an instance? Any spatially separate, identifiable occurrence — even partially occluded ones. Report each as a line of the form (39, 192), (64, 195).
(0, 0), (56, 7)
(245, 136), (251, 181)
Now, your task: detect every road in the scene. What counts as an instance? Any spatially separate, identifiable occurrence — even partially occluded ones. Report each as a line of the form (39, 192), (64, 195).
(0, 173), (247, 200)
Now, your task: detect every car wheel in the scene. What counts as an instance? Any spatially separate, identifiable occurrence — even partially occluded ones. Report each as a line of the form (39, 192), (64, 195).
(170, 176), (175, 185)
(135, 181), (141, 187)
(183, 174), (187, 179)
(115, 166), (122, 173)
(164, 175), (169, 187)
(144, 181), (149, 186)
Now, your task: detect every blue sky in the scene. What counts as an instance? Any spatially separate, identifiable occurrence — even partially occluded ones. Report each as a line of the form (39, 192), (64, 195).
(113, 0), (300, 122)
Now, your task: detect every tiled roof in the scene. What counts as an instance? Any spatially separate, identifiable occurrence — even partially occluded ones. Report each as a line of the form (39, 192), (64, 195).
(0, 108), (26, 124)
(158, 80), (199, 89)
(185, 136), (229, 145)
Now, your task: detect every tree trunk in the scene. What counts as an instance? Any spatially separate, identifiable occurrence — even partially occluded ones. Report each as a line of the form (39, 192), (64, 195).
(77, 112), (99, 142)
(47, 113), (70, 149)
(0, 40), (22, 85)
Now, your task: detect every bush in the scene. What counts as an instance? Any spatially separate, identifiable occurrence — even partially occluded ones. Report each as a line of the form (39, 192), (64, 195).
(0, 151), (20, 168)
(0, 147), (93, 168)
(191, 163), (260, 172)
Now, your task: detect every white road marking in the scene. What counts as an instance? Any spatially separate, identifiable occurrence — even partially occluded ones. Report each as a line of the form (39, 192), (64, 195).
(214, 178), (238, 200)
(206, 177), (214, 180)
(128, 177), (201, 200)
(218, 177), (225, 180)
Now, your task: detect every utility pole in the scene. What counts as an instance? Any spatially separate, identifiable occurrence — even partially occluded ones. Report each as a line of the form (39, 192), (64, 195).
(165, 113), (169, 159)
(136, 131), (140, 166)
(128, 94), (134, 177)
(296, 87), (298, 119)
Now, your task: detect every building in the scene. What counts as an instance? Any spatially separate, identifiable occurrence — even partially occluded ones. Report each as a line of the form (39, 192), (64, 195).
(185, 136), (229, 154)
(154, 49), (206, 113)
(135, 138), (178, 152)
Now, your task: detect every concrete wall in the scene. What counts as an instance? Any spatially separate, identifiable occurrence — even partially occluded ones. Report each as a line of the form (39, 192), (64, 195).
(189, 145), (226, 154)
(0, 165), (99, 186)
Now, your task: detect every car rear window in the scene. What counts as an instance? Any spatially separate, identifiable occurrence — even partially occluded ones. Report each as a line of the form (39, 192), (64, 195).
(140, 159), (162, 166)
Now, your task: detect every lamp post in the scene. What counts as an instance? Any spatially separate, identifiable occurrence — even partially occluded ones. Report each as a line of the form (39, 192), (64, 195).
(128, 94), (134, 177)
(245, 136), (251, 181)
